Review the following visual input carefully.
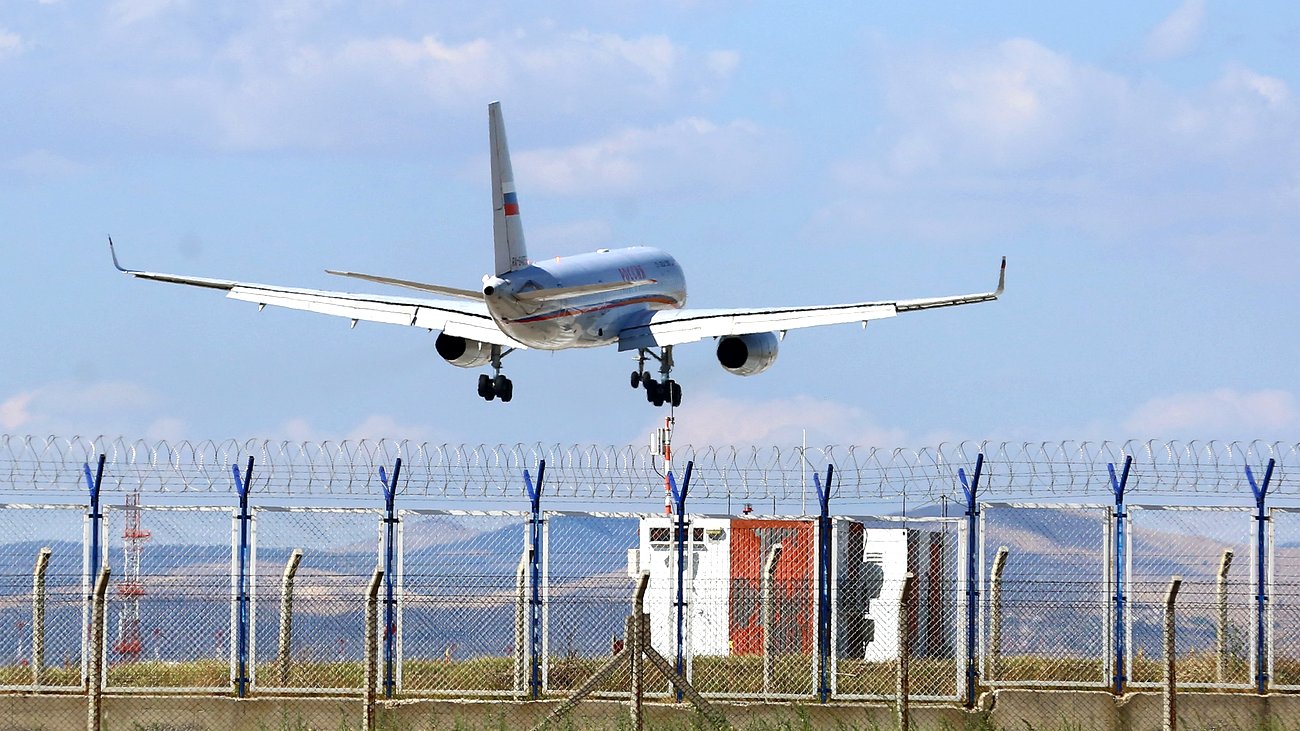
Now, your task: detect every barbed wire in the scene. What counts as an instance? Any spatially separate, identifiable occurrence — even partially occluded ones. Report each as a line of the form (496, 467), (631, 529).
(1, 435), (1296, 501)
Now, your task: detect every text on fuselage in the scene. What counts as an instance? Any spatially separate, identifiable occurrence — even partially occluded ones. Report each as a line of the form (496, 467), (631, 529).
(618, 265), (647, 282)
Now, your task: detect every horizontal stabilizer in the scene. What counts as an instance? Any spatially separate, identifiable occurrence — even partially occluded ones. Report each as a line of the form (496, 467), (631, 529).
(325, 270), (483, 301)
(513, 279), (656, 302)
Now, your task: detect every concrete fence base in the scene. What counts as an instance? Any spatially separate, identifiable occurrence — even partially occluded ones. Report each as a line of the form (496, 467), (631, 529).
(0, 690), (1296, 730)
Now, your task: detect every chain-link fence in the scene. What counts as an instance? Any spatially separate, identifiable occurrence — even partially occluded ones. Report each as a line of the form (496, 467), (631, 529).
(1270, 508), (1300, 689)
(834, 517), (961, 700)
(981, 503), (1110, 688)
(398, 510), (526, 696)
(102, 504), (232, 692)
(6, 493), (1300, 708)
(1127, 506), (1254, 689)
(251, 506), (381, 693)
(545, 512), (639, 695)
(0, 504), (84, 690)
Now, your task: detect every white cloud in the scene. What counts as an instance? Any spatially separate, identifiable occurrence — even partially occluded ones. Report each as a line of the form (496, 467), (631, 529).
(144, 416), (188, 442)
(812, 38), (1300, 257)
(1123, 388), (1298, 438)
(0, 382), (164, 437)
(1144, 0), (1206, 60)
(879, 38), (1130, 172)
(102, 22), (738, 152)
(515, 117), (774, 198)
(642, 392), (909, 448)
(266, 414), (451, 443)
(344, 414), (445, 442)
(107, 0), (183, 30)
(0, 27), (29, 59)
(0, 393), (35, 430)
(704, 50), (740, 79)
(6, 149), (88, 178)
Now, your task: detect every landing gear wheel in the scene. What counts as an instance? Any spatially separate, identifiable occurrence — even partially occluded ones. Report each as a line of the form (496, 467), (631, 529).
(477, 374), (493, 400)
(645, 379), (660, 404)
(641, 372), (654, 388)
(494, 375), (513, 403)
(630, 370), (641, 389)
(651, 384), (665, 407)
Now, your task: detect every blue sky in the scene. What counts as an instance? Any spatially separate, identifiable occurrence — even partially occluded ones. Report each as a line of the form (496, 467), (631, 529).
(1, 1), (1297, 450)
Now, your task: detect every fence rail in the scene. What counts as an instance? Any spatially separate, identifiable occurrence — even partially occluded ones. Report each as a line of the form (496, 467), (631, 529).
(1, 435), (1298, 499)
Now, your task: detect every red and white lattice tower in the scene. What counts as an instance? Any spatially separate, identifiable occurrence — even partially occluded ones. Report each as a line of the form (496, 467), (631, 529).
(113, 491), (150, 658)
(653, 416), (674, 514)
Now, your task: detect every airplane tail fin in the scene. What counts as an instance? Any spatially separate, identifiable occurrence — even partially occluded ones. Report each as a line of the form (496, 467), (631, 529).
(490, 101), (529, 275)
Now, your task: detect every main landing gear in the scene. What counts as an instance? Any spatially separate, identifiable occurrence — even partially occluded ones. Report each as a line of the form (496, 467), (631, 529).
(630, 346), (682, 408)
(477, 345), (514, 402)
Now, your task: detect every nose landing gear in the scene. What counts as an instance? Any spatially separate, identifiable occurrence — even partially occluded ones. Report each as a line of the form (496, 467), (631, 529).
(630, 346), (681, 408)
(478, 346), (514, 402)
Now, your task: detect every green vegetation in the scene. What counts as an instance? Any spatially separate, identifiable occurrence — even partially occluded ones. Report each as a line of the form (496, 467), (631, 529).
(2, 649), (1293, 695)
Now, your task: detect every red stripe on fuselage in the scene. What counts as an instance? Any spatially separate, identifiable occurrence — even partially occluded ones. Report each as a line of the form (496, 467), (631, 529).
(509, 295), (679, 324)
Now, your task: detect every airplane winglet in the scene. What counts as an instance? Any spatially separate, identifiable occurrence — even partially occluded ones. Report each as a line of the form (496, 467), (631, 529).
(995, 256), (1007, 297)
(107, 236), (134, 273)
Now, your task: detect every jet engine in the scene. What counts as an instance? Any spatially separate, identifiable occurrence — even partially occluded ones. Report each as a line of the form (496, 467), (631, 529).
(715, 332), (779, 376)
(435, 333), (494, 368)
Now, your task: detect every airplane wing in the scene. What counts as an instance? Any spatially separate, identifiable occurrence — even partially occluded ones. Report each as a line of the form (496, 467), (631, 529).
(109, 240), (524, 348)
(618, 257), (1005, 351)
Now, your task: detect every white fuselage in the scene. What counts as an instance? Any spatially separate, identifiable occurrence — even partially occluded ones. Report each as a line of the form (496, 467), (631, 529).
(482, 246), (686, 349)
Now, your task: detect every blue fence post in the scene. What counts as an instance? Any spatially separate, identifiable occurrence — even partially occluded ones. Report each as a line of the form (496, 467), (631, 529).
(1247, 458), (1275, 695)
(378, 458), (402, 699)
(83, 454), (106, 577)
(958, 453), (984, 708)
(1108, 456), (1133, 695)
(812, 464), (834, 702)
(231, 456), (254, 698)
(669, 460), (693, 702)
(82, 453), (105, 688)
(523, 461), (546, 700)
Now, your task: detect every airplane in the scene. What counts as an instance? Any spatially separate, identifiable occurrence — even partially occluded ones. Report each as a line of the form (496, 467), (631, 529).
(110, 101), (1006, 407)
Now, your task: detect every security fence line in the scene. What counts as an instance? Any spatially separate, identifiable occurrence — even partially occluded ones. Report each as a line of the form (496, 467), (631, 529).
(2, 451), (1300, 707)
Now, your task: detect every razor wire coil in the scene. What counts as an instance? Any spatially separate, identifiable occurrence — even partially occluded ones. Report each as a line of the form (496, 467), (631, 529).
(0, 435), (1296, 500)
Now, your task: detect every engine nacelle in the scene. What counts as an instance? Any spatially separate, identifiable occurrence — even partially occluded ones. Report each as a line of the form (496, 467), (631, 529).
(435, 333), (494, 368)
(716, 332), (779, 377)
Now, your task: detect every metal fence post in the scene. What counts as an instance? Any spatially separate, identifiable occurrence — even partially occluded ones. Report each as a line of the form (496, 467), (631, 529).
(83, 455), (106, 576)
(232, 457), (254, 698)
(1215, 549), (1234, 685)
(897, 572), (915, 731)
(32, 546), (51, 687)
(1164, 576), (1182, 731)
(364, 567), (383, 731)
(669, 461), (693, 701)
(277, 549), (303, 685)
(378, 458), (402, 698)
(761, 542), (783, 696)
(988, 546), (1009, 682)
(87, 566), (110, 731)
(1246, 459), (1274, 695)
(1109, 456), (1132, 695)
(524, 461), (546, 699)
(958, 453), (984, 708)
(630, 572), (647, 731)
(813, 464), (834, 702)
(82, 455), (105, 691)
